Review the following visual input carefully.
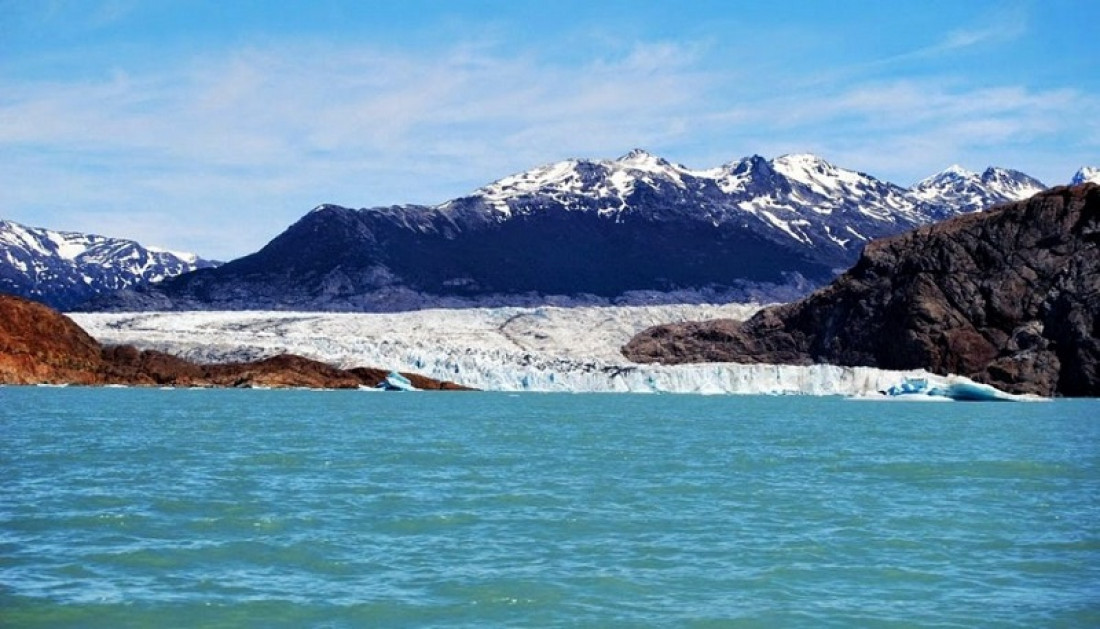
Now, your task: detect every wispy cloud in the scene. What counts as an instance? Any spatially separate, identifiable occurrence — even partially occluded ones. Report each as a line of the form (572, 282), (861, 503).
(703, 75), (1095, 184)
(0, 20), (1095, 258)
(793, 5), (1031, 88)
(0, 39), (715, 256)
(1, 40), (710, 162)
(896, 8), (1028, 61)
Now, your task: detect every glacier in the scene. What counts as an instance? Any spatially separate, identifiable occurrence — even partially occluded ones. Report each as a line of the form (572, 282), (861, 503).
(70, 305), (1003, 397)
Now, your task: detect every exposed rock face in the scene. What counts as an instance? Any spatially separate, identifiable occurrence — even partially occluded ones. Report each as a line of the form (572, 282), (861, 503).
(0, 293), (470, 389)
(0, 292), (106, 385)
(624, 184), (1100, 397)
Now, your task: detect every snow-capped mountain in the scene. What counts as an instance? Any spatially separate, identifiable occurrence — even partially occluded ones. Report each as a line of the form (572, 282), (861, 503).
(910, 165), (1046, 213)
(476, 150), (931, 230)
(0, 219), (220, 310)
(83, 150), (1055, 312)
(468, 150), (1045, 253)
(1071, 166), (1100, 185)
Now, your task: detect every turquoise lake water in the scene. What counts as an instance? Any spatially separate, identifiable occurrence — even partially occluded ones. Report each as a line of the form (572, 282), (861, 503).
(1, 387), (1098, 627)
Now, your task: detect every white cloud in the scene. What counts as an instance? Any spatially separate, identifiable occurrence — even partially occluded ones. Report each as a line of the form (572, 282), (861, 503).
(0, 33), (1096, 259)
(0, 40), (719, 257)
(696, 74), (1096, 184)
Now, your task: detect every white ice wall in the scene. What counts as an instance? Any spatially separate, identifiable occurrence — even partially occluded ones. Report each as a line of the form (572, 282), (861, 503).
(71, 305), (944, 396)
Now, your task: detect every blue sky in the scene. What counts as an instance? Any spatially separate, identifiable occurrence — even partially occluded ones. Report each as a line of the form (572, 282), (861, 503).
(2, 0), (1096, 260)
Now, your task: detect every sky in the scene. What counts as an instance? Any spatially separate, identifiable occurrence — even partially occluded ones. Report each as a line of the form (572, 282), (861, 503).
(1, 0), (1097, 260)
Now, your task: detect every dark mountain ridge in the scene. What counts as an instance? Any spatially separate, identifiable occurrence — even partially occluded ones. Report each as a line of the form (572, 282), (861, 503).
(97, 201), (832, 311)
(81, 151), (1065, 312)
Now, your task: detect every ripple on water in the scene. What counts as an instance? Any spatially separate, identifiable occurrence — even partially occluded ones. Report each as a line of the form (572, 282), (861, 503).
(1, 390), (1098, 627)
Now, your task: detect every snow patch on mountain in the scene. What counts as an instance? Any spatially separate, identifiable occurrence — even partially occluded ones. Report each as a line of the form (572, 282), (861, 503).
(615, 148), (690, 181)
(472, 148), (695, 218)
(771, 153), (867, 197)
(1071, 167), (1100, 185)
(476, 159), (583, 216)
(146, 246), (200, 264)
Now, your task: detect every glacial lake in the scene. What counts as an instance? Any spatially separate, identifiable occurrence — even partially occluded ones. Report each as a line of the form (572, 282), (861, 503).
(2, 387), (1098, 627)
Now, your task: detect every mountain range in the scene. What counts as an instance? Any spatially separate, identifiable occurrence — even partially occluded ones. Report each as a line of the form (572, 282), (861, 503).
(0, 220), (219, 310)
(4, 151), (1095, 311)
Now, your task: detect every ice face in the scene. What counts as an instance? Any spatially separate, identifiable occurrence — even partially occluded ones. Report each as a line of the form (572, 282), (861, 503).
(71, 305), (975, 396)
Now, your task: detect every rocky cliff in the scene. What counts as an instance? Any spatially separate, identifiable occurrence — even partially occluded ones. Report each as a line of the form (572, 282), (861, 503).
(0, 294), (469, 389)
(624, 184), (1100, 397)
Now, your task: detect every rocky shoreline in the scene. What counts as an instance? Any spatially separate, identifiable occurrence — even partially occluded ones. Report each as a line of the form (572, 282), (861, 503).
(0, 294), (470, 390)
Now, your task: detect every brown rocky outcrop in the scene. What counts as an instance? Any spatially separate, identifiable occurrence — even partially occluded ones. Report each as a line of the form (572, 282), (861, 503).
(624, 184), (1100, 397)
(0, 292), (105, 385)
(0, 293), (472, 390)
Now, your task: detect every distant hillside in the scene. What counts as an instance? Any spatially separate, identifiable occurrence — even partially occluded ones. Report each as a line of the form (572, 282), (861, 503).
(0, 219), (219, 310)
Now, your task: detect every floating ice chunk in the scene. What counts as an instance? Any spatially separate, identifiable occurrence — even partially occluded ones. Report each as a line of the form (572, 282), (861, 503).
(869, 375), (1044, 402)
(377, 371), (417, 391)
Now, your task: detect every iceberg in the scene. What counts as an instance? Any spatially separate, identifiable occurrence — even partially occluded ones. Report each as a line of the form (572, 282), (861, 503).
(873, 376), (1041, 402)
(377, 371), (417, 392)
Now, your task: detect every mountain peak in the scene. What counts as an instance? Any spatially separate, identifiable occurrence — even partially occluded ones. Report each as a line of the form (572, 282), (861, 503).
(614, 148), (675, 171)
(617, 147), (656, 161)
(941, 164), (975, 178)
(774, 152), (830, 165)
(910, 164), (1046, 213)
(1071, 166), (1100, 185)
(980, 165), (1024, 178)
(727, 154), (772, 173)
(771, 153), (849, 178)
(911, 166), (973, 191)
(768, 153), (879, 202)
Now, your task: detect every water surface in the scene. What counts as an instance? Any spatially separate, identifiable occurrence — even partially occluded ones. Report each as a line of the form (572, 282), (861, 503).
(2, 388), (1098, 627)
